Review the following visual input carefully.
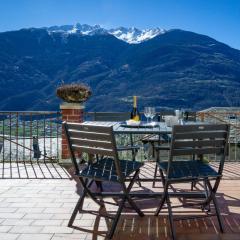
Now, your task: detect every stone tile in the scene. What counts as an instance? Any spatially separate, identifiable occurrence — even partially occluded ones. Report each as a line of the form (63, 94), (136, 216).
(10, 226), (43, 234)
(41, 226), (73, 234)
(17, 233), (53, 240)
(35, 202), (63, 208)
(0, 233), (19, 240)
(43, 207), (72, 214)
(51, 233), (87, 240)
(25, 197), (55, 203)
(0, 213), (25, 219)
(3, 219), (33, 226)
(72, 219), (95, 228)
(23, 213), (53, 220)
(0, 208), (17, 213)
(0, 225), (13, 233)
(16, 208), (44, 214)
(51, 213), (72, 220)
(31, 220), (63, 226)
(4, 198), (29, 203)
(16, 207), (44, 213)
(0, 165), (239, 240)
(9, 202), (36, 208)
(54, 197), (78, 203)
(0, 202), (11, 207)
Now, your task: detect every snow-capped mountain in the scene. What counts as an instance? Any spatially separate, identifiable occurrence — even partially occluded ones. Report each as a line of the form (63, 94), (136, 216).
(46, 24), (166, 44)
(47, 24), (107, 36)
(108, 27), (165, 44)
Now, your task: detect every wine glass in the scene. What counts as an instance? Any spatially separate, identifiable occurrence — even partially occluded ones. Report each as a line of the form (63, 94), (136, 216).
(144, 107), (151, 123)
(149, 107), (156, 124)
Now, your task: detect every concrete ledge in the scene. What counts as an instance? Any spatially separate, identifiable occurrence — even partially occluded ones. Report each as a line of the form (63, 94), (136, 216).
(60, 102), (85, 110)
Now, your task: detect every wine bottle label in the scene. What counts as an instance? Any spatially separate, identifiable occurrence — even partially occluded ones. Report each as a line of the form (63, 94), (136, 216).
(133, 96), (137, 108)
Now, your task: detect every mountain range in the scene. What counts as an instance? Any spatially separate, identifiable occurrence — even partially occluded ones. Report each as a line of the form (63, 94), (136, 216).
(0, 24), (240, 112)
(46, 24), (166, 44)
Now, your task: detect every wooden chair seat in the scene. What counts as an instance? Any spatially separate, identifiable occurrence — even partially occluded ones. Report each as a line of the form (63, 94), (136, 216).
(158, 160), (219, 180)
(79, 157), (143, 182)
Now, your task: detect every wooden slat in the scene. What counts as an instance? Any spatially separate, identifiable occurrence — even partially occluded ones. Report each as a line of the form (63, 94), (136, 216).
(67, 122), (112, 134)
(173, 124), (228, 133)
(71, 138), (113, 149)
(174, 131), (227, 140)
(68, 130), (111, 141)
(174, 139), (226, 148)
(172, 147), (224, 156)
(72, 145), (115, 156)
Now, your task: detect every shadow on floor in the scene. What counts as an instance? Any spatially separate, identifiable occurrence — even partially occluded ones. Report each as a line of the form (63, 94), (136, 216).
(67, 166), (240, 240)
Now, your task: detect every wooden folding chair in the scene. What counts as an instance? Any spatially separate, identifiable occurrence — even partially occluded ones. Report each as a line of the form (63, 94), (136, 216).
(63, 122), (144, 239)
(155, 124), (230, 240)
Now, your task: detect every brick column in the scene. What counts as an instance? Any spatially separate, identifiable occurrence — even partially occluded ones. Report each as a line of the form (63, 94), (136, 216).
(60, 103), (85, 160)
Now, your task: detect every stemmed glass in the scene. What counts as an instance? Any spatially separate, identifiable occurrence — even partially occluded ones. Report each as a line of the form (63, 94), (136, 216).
(144, 107), (151, 124)
(149, 107), (156, 125)
(144, 107), (156, 125)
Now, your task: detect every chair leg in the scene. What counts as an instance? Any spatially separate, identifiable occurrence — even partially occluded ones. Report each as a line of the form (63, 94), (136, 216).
(137, 176), (142, 187)
(159, 168), (166, 186)
(125, 170), (144, 217)
(68, 190), (86, 226)
(153, 149), (160, 188)
(126, 195), (144, 217)
(155, 182), (168, 216)
(155, 182), (176, 239)
(152, 163), (158, 188)
(107, 170), (144, 239)
(68, 178), (94, 227)
(107, 197), (126, 239)
(166, 193), (176, 240)
(79, 177), (104, 207)
(205, 179), (224, 232)
(212, 193), (224, 232)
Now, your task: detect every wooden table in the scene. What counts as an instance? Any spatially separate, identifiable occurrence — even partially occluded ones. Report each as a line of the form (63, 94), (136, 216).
(82, 121), (172, 134)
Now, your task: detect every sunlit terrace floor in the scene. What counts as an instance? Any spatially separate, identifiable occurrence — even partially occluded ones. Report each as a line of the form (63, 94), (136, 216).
(0, 162), (239, 240)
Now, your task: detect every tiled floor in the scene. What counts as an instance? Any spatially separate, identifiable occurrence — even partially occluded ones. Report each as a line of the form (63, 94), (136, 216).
(0, 163), (239, 240)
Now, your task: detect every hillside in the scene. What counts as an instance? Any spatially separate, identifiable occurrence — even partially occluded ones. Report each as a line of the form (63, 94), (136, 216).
(0, 27), (240, 112)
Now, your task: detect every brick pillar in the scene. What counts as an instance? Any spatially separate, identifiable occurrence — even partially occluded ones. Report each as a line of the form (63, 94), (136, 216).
(60, 103), (85, 160)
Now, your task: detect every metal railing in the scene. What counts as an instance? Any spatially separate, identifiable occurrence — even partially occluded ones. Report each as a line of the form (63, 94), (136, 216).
(0, 111), (69, 179)
(197, 111), (240, 162)
(0, 110), (239, 179)
(85, 111), (240, 162)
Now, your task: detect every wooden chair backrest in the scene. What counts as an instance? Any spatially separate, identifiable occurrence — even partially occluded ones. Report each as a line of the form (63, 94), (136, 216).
(170, 124), (229, 157)
(63, 122), (123, 180)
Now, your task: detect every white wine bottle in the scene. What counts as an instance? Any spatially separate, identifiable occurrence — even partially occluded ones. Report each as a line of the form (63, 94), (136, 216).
(130, 96), (140, 121)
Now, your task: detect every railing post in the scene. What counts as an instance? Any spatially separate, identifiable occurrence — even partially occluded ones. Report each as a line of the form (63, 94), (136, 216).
(60, 103), (85, 161)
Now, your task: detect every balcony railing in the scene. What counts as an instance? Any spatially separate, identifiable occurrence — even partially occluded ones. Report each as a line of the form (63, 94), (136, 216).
(0, 111), (69, 179)
(0, 110), (239, 166)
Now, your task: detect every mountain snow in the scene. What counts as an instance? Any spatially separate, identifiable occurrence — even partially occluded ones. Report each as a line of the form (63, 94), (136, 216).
(46, 24), (166, 44)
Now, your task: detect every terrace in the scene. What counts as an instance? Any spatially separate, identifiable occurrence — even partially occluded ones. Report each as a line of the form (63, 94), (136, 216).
(0, 109), (240, 240)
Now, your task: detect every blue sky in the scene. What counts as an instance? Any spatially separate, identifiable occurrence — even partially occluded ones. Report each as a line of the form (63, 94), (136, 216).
(0, 0), (239, 49)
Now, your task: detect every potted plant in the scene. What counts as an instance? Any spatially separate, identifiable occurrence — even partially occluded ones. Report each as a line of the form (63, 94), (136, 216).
(56, 83), (92, 103)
